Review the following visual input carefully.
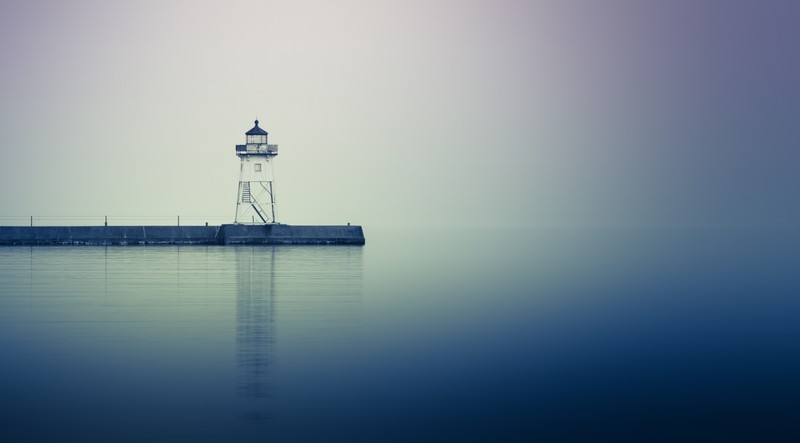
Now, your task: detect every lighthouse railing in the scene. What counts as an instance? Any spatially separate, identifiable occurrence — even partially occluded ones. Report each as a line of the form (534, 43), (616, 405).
(235, 144), (278, 154)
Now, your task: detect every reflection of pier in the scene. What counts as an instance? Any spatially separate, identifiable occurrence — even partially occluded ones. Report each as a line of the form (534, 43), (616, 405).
(234, 245), (364, 422)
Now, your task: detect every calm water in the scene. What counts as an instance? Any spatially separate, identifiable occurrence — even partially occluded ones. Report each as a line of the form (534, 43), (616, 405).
(1, 226), (799, 442)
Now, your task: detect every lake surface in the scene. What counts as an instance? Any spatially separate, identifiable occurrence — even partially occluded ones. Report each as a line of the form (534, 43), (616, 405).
(1, 226), (799, 442)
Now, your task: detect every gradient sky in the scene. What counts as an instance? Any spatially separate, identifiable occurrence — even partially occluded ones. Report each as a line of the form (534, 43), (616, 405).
(1, 0), (798, 227)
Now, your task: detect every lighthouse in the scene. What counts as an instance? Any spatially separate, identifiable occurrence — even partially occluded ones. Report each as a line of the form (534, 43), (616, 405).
(234, 120), (279, 224)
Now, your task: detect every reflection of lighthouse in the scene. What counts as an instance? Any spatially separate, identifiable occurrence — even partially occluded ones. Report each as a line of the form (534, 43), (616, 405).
(234, 245), (365, 425)
(236, 246), (276, 421)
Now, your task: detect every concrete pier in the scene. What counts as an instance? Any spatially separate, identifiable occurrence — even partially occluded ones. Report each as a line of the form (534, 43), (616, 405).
(0, 224), (364, 246)
(219, 224), (365, 245)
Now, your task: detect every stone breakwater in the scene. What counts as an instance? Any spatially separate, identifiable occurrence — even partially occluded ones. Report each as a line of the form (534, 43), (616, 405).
(0, 224), (365, 245)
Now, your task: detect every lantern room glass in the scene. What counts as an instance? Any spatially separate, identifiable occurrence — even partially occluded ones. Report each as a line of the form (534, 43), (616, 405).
(248, 135), (266, 144)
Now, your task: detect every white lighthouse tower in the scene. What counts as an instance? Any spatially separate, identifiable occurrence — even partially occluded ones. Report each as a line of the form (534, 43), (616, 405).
(234, 120), (279, 224)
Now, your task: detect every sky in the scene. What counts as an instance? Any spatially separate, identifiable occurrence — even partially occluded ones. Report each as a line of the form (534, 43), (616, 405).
(1, 0), (798, 227)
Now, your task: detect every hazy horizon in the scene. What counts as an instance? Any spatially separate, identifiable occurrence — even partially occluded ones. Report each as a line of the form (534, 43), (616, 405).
(2, 0), (799, 227)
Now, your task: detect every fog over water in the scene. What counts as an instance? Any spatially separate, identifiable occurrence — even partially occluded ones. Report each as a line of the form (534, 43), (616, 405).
(1, 1), (799, 227)
(1, 1), (800, 442)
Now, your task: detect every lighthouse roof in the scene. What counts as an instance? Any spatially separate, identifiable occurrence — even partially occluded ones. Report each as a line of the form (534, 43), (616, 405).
(245, 120), (269, 136)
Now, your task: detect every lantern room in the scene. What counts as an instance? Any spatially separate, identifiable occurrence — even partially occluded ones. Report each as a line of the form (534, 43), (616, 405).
(236, 120), (278, 156)
(245, 119), (269, 147)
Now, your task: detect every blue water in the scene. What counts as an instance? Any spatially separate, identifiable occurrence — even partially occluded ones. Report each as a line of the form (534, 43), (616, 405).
(1, 226), (799, 442)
